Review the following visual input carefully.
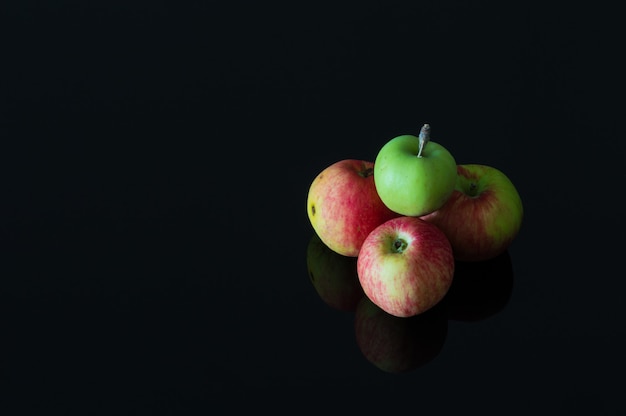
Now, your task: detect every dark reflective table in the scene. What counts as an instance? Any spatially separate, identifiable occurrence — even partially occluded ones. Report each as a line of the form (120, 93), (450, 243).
(2, 1), (623, 413)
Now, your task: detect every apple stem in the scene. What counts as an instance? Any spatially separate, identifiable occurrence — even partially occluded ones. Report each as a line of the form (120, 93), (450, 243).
(417, 123), (430, 158)
(469, 182), (478, 196)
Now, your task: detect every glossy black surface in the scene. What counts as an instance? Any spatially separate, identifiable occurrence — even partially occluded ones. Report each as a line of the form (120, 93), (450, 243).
(2, 2), (624, 413)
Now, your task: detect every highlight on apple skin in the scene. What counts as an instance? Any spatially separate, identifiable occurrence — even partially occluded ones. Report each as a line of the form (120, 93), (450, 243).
(306, 159), (401, 257)
(356, 216), (455, 318)
(306, 233), (365, 312)
(420, 163), (523, 262)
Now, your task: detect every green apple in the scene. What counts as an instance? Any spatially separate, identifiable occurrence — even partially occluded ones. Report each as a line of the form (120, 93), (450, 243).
(420, 164), (523, 261)
(374, 124), (458, 216)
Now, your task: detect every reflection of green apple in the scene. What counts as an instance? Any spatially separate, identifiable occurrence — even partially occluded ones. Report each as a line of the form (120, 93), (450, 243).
(354, 296), (448, 373)
(445, 250), (514, 321)
(306, 233), (364, 312)
(421, 164), (523, 261)
(374, 124), (457, 216)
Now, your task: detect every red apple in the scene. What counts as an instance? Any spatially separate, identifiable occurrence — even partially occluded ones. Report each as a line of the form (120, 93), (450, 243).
(357, 216), (455, 318)
(421, 164), (523, 262)
(306, 159), (400, 257)
(354, 296), (448, 373)
(306, 233), (364, 312)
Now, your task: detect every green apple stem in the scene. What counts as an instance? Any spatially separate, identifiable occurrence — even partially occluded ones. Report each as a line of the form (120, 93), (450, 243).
(417, 123), (430, 158)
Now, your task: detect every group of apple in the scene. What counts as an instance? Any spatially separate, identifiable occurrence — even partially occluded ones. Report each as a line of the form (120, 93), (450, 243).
(306, 124), (523, 319)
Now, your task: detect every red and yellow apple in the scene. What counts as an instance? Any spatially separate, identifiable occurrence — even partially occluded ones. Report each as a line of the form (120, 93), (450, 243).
(421, 164), (523, 262)
(306, 159), (400, 257)
(356, 216), (455, 318)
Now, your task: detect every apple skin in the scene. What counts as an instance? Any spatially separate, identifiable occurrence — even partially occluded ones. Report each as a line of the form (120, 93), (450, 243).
(374, 134), (457, 216)
(306, 233), (365, 312)
(420, 164), (523, 262)
(357, 216), (455, 318)
(445, 250), (514, 321)
(354, 296), (448, 373)
(307, 159), (401, 257)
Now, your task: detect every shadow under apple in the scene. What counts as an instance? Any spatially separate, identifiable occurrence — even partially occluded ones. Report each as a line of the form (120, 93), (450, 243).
(354, 296), (448, 374)
(306, 233), (365, 312)
(444, 250), (514, 322)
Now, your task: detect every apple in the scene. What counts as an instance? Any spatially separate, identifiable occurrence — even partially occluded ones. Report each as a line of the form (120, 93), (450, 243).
(357, 216), (455, 318)
(354, 296), (448, 373)
(420, 163), (523, 262)
(306, 159), (401, 257)
(306, 233), (364, 312)
(374, 124), (458, 216)
(445, 250), (514, 321)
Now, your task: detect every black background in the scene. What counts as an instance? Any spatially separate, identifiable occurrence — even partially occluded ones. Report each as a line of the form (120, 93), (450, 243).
(2, 1), (624, 414)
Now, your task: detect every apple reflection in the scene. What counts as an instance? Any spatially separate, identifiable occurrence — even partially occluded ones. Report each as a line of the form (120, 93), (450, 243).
(354, 296), (448, 374)
(444, 250), (514, 322)
(306, 233), (365, 312)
